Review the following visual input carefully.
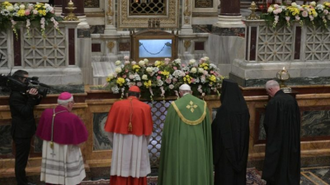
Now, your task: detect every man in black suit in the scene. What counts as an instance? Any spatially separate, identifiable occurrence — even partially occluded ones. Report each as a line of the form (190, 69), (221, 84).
(9, 70), (42, 185)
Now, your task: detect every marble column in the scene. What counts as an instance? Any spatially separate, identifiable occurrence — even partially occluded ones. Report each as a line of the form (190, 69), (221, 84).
(104, 0), (117, 34)
(213, 0), (244, 28)
(181, 0), (193, 34)
(77, 29), (93, 85)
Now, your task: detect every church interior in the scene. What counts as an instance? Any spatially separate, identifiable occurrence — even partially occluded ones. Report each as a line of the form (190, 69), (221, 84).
(0, 0), (330, 184)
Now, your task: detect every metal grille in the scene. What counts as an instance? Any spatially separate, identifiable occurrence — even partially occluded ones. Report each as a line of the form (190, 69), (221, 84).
(146, 100), (172, 168)
(130, 0), (166, 15)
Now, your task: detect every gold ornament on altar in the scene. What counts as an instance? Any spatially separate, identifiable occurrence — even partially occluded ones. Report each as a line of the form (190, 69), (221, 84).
(276, 67), (290, 88)
(64, 0), (79, 21)
(247, 1), (260, 20)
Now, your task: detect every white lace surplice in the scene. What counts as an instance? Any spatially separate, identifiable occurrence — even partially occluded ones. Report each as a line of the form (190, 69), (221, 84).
(108, 133), (151, 178)
(40, 140), (86, 185)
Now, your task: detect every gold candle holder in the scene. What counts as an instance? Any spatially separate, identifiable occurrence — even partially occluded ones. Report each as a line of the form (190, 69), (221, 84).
(247, 1), (260, 20)
(64, 0), (79, 21)
(276, 67), (291, 90)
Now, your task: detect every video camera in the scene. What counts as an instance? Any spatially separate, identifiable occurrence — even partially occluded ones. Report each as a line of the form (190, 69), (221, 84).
(0, 74), (50, 98)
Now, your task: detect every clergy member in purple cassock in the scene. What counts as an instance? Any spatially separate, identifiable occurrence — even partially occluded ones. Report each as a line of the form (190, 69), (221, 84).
(36, 92), (88, 185)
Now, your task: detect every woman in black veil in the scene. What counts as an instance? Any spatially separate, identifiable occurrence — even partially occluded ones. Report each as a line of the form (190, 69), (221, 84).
(212, 79), (250, 185)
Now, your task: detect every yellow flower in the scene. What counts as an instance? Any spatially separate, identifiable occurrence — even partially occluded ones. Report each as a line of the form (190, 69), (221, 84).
(133, 64), (141, 72)
(17, 9), (25, 16)
(287, 6), (300, 16)
(144, 80), (152, 88)
(3, 1), (12, 7)
(38, 10), (46, 16)
(161, 70), (170, 78)
(116, 77), (125, 86)
(209, 75), (216, 82)
(199, 62), (209, 70)
(183, 75), (192, 84)
(154, 60), (163, 67)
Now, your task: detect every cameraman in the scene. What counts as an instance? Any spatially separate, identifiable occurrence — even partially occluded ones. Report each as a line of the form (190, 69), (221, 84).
(9, 70), (42, 185)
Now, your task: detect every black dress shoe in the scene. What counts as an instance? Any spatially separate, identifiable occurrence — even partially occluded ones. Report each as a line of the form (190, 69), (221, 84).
(27, 182), (37, 185)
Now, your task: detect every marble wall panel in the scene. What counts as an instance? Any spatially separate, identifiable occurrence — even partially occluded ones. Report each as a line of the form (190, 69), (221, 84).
(0, 123), (12, 157)
(93, 112), (111, 151)
(301, 110), (330, 137)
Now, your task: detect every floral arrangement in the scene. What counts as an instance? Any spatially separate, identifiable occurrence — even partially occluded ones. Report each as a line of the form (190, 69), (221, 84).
(0, 1), (62, 38)
(261, 1), (330, 29)
(106, 56), (224, 100)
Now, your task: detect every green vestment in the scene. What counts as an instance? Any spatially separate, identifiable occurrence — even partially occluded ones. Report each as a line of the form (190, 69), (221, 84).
(158, 94), (213, 185)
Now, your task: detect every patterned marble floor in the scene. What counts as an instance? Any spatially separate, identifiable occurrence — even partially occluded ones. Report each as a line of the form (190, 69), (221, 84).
(300, 166), (330, 185)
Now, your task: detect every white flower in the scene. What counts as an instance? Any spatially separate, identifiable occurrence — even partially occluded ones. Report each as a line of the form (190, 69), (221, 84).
(142, 74), (148, 80)
(19, 4), (25, 10)
(108, 74), (114, 79)
(169, 84), (174, 89)
(310, 1), (316, 7)
(210, 63), (217, 69)
(200, 75), (206, 83)
(124, 56), (130, 60)
(291, 2), (297, 7)
(174, 58), (181, 64)
(268, 7), (274, 13)
(134, 74), (141, 81)
(138, 60), (145, 66)
(131, 61), (136, 65)
(143, 58), (149, 64)
(190, 67), (197, 73)
(198, 68), (204, 73)
(203, 56), (209, 61)
(295, 16), (300, 21)
(146, 67), (153, 73)
(273, 8), (282, 14)
(1, 9), (10, 16)
(6, 5), (14, 11)
(153, 67), (159, 73)
(157, 79), (163, 86)
(115, 67), (122, 73)
(172, 70), (185, 77)
(316, 4), (324, 10)
(115, 60), (121, 66)
(189, 59), (196, 65)
(111, 86), (119, 93)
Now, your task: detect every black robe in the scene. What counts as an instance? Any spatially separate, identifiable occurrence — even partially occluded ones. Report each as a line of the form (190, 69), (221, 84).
(212, 79), (250, 185)
(262, 90), (301, 185)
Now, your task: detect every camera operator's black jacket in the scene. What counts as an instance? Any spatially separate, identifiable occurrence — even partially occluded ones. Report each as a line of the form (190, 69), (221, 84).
(9, 90), (41, 138)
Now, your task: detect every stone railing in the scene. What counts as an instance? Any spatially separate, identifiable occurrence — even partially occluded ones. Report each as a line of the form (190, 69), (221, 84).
(231, 20), (330, 86)
(0, 21), (84, 86)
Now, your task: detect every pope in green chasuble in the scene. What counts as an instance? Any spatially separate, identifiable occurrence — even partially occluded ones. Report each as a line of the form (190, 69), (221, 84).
(158, 94), (213, 185)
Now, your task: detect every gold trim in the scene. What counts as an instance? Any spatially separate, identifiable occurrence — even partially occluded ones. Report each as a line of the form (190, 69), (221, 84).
(171, 101), (206, 125)
(107, 42), (115, 53)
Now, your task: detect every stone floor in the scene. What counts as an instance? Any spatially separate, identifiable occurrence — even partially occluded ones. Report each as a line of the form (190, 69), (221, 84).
(2, 166), (330, 185)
